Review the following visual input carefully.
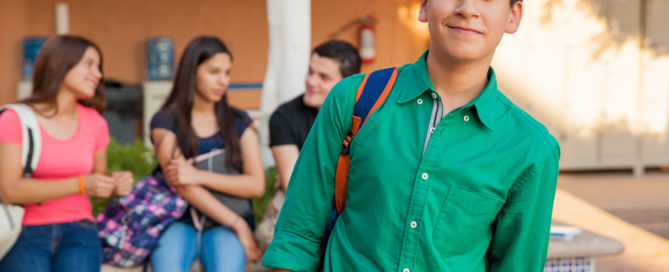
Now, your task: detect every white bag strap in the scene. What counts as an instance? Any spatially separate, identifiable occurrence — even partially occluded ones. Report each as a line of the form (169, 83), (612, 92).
(0, 104), (41, 177)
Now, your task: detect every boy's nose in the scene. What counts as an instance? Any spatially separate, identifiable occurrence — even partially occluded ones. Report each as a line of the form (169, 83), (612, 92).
(455, 0), (480, 18)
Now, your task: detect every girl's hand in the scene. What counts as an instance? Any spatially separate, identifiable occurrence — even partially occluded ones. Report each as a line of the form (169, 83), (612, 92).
(111, 171), (134, 196)
(232, 218), (262, 262)
(84, 174), (115, 198)
(164, 158), (201, 186)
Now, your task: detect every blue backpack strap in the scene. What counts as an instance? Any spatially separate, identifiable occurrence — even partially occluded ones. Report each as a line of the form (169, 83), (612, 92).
(353, 67), (399, 130)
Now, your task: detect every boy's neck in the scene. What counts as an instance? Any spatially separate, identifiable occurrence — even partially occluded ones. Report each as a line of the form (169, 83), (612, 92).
(426, 49), (492, 114)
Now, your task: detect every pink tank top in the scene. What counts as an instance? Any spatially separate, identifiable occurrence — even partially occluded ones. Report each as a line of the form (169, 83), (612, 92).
(0, 103), (110, 225)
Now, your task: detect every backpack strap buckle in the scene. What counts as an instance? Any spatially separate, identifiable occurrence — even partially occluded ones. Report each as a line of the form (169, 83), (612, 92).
(341, 132), (353, 156)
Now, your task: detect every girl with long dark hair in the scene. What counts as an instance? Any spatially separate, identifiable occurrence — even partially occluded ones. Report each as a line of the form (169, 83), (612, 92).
(149, 36), (264, 271)
(0, 35), (134, 271)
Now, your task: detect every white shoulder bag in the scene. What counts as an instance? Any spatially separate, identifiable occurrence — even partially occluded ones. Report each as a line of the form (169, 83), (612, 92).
(0, 104), (41, 259)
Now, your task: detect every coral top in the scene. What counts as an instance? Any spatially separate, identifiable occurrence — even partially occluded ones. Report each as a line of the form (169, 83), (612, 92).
(0, 104), (109, 225)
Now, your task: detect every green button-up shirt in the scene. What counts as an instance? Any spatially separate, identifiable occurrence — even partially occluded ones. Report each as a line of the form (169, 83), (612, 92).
(262, 51), (560, 272)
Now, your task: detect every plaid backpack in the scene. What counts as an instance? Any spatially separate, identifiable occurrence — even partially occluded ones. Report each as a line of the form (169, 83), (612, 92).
(96, 172), (187, 267)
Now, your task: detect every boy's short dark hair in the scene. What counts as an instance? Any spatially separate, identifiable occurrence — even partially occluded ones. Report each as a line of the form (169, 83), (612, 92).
(511, 0), (522, 5)
(312, 40), (362, 78)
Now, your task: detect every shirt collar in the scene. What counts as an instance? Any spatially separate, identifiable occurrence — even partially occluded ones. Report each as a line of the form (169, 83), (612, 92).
(397, 50), (433, 104)
(397, 50), (499, 131)
(461, 68), (498, 131)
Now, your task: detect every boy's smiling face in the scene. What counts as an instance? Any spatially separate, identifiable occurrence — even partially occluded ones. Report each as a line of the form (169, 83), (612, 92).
(419, 0), (522, 63)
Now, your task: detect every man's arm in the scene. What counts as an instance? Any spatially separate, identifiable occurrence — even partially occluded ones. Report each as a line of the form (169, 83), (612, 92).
(261, 75), (363, 271)
(487, 142), (560, 271)
(271, 145), (300, 191)
(268, 105), (301, 191)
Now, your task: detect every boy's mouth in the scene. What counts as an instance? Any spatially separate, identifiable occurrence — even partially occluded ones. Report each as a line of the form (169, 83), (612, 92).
(448, 25), (482, 35)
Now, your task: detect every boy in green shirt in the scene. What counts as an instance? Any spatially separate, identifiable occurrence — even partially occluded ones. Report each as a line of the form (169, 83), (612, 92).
(263, 0), (560, 271)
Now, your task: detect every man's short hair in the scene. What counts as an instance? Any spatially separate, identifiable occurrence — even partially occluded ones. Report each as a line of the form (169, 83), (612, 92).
(511, 0), (521, 5)
(312, 40), (362, 78)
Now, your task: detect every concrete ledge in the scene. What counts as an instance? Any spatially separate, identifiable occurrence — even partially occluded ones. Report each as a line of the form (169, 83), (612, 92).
(101, 260), (201, 272)
(101, 260), (268, 272)
(101, 264), (144, 272)
(552, 189), (669, 270)
(547, 221), (625, 258)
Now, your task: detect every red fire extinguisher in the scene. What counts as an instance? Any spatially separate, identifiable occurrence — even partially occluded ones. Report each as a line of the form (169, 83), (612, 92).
(359, 15), (376, 63)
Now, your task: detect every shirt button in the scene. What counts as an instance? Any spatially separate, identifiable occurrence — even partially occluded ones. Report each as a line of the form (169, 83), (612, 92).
(416, 98), (423, 105)
(463, 115), (470, 122)
(403, 269), (410, 272)
(429, 127), (435, 134)
(431, 93), (437, 99)
(410, 221), (417, 228)
(421, 173), (428, 180)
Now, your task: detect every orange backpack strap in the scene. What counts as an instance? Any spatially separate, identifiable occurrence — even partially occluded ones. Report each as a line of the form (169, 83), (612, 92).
(334, 67), (398, 213)
(320, 67), (398, 268)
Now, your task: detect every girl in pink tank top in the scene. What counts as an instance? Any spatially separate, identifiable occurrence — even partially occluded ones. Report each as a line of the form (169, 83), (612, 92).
(0, 36), (134, 272)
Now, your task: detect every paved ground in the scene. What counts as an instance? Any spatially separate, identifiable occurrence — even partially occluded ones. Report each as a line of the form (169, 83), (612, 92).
(555, 170), (669, 271)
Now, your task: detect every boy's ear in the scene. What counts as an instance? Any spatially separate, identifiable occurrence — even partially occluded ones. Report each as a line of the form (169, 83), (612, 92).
(505, 1), (523, 34)
(418, 0), (428, 23)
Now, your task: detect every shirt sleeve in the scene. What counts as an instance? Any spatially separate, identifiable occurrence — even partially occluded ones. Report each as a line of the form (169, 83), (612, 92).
(487, 140), (560, 271)
(150, 109), (177, 133)
(268, 107), (296, 147)
(233, 108), (253, 137)
(94, 111), (110, 152)
(261, 75), (364, 271)
(0, 109), (23, 146)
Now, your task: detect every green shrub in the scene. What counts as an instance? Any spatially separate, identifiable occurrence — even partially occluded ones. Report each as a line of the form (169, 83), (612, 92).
(106, 138), (158, 181)
(90, 138), (157, 216)
(253, 167), (278, 223)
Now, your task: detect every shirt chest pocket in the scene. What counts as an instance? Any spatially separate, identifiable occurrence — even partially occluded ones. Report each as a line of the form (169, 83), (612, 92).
(432, 186), (503, 256)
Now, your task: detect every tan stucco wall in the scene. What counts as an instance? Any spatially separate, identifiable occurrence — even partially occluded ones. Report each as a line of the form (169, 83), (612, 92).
(0, 0), (270, 106)
(0, 0), (428, 107)
(0, 0), (29, 106)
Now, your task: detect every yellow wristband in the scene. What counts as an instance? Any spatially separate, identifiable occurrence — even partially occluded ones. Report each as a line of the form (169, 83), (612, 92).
(79, 175), (86, 195)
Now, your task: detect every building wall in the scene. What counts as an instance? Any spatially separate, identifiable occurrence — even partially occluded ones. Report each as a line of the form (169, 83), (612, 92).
(0, 0), (270, 106)
(3, 0), (669, 170)
(0, 0), (428, 107)
(493, 0), (669, 171)
(312, 0), (429, 73)
(0, 0), (29, 106)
